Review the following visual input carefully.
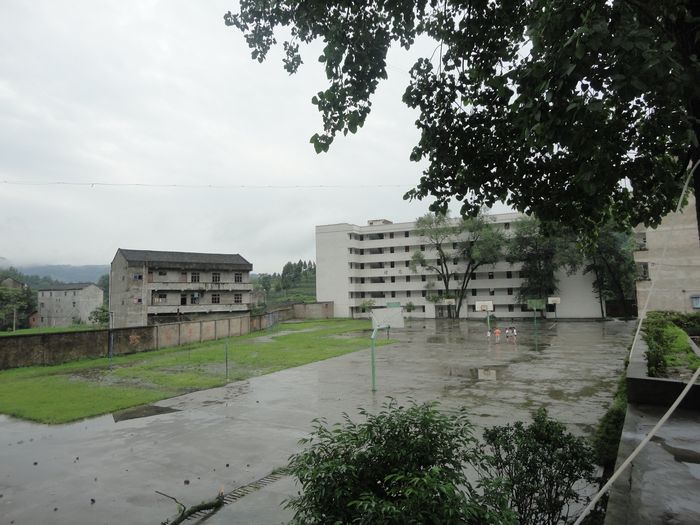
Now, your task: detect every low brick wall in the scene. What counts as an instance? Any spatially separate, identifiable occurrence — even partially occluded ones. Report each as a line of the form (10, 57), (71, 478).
(0, 302), (333, 370)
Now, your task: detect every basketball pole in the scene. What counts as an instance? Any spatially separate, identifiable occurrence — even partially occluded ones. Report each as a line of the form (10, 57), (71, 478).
(370, 325), (388, 392)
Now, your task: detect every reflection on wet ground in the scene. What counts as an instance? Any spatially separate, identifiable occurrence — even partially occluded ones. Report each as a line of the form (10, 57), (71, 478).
(0, 319), (635, 525)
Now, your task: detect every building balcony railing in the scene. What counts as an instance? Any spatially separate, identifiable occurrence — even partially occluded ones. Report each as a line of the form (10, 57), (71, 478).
(147, 282), (251, 292)
(146, 303), (249, 315)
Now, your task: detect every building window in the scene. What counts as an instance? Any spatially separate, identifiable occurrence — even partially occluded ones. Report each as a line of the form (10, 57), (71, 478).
(507, 271), (512, 279)
(159, 271), (167, 276)
(360, 264), (365, 269)
(390, 232), (394, 239)
(212, 293), (220, 304)
(453, 259), (458, 265)
(133, 274), (143, 280)
(472, 289), (477, 296)
(404, 231), (409, 237)
(507, 288), (513, 295)
(64, 291), (68, 296)
(391, 291), (396, 298)
(470, 305), (476, 312)
(405, 246), (409, 252)
(406, 291), (411, 298)
(73, 291), (76, 296)
(406, 276), (411, 282)
(421, 275), (426, 282)
(504, 222), (510, 230)
(636, 263), (650, 280)
(390, 247), (395, 253)
(508, 304), (515, 312)
(454, 274), (459, 281)
(359, 235), (364, 241)
(234, 293), (242, 304)
(692, 296), (700, 310)
(191, 272), (200, 283)
(190, 293), (200, 304)
(391, 276), (395, 283)
(405, 261), (410, 268)
(40, 302), (44, 307)
(489, 289), (495, 296)
(471, 272), (477, 280)
(422, 290), (426, 297)
(360, 278), (365, 284)
(136, 298), (143, 304)
(72, 302), (76, 307)
(212, 272), (221, 283)
(488, 272), (494, 279)
(181, 294), (187, 305)
(420, 245), (425, 251)
(390, 262), (395, 268)
(157, 293), (167, 303)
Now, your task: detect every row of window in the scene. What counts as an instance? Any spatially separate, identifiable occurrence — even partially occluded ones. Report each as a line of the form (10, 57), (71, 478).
(351, 287), (515, 299)
(347, 224), (511, 241)
(150, 292), (244, 306)
(350, 270), (522, 282)
(39, 290), (79, 297)
(39, 301), (78, 308)
(131, 271), (244, 283)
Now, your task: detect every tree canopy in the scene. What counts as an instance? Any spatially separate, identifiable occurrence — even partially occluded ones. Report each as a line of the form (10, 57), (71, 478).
(226, 1), (700, 234)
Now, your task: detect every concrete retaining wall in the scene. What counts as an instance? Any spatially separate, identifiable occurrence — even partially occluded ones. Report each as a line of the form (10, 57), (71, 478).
(0, 302), (333, 370)
(626, 337), (700, 409)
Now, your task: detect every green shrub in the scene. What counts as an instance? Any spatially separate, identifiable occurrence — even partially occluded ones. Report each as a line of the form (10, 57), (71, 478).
(593, 375), (627, 476)
(643, 312), (700, 376)
(482, 408), (597, 525)
(285, 400), (513, 524)
(287, 403), (598, 525)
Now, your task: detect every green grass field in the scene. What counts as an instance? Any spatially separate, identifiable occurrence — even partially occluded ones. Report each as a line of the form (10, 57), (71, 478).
(0, 319), (393, 424)
(0, 325), (104, 337)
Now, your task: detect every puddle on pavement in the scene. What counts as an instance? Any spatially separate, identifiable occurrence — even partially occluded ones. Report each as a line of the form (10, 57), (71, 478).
(113, 405), (180, 422)
(651, 436), (700, 464)
(443, 364), (507, 381)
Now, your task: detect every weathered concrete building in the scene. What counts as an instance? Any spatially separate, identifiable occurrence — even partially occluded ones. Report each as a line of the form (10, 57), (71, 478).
(316, 214), (602, 319)
(110, 249), (253, 328)
(37, 283), (104, 327)
(634, 194), (700, 313)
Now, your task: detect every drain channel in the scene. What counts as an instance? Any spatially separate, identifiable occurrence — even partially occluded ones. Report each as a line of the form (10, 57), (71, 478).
(185, 468), (290, 521)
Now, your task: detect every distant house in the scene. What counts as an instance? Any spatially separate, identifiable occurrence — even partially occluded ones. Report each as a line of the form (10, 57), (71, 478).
(109, 249), (254, 328)
(1, 277), (26, 290)
(37, 283), (104, 327)
(28, 311), (40, 328)
(634, 194), (700, 313)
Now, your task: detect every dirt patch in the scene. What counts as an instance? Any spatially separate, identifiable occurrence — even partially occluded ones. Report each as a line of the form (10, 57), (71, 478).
(251, 327), (320, 344)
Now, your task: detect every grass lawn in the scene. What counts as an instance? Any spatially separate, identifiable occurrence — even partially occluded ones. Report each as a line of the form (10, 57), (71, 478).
(0, 325), (104, 337)
(0, 319), (393, 424)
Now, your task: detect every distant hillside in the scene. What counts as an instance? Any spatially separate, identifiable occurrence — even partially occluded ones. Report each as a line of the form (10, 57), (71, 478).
(16, 265), (109, 283)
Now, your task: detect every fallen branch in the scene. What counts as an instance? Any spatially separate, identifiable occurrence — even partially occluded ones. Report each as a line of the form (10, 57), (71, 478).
(157, 488), (224, 525)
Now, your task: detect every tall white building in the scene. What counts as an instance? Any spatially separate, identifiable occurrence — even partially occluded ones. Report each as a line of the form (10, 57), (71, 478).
(316, 215), (602, 319)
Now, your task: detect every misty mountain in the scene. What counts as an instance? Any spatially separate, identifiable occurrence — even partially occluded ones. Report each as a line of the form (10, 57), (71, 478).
(16, 265), (109, 283)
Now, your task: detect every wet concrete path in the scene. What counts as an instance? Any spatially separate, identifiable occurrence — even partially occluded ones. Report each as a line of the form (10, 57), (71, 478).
(0, 319), (634, 524)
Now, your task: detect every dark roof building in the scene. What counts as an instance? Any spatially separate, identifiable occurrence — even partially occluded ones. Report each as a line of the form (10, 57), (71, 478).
(110, 248), (254, 328)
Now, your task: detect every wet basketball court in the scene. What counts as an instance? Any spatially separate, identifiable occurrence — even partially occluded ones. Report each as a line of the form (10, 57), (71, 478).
(0, 319), (634, 524)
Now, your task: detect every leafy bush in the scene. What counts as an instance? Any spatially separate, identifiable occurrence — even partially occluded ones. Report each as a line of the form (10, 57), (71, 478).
(482, 408), (597, 525)
(643, 312), (700, 376)
(285, 400), (513, 524)
(593, 375), (627, 476)
(286, 402), (597, 525)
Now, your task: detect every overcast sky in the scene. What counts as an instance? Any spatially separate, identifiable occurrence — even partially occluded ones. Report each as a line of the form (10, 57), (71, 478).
(0, 1), (474, 274)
